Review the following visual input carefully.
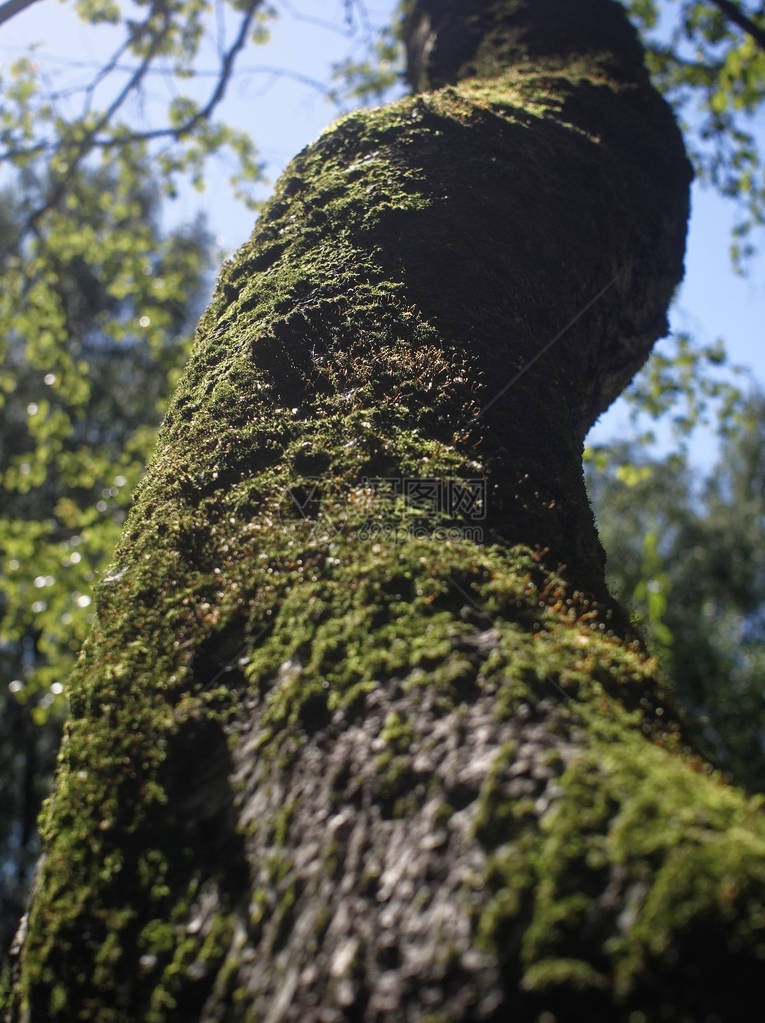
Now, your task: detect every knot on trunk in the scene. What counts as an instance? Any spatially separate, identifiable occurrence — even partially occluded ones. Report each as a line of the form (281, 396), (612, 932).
(403, 0), (648, 91)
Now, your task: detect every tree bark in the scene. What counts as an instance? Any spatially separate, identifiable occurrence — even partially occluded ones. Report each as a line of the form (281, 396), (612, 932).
(7, 1), (765, 1020)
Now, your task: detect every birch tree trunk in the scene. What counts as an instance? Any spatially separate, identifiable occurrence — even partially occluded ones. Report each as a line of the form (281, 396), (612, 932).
(8, 1), (765, 1020)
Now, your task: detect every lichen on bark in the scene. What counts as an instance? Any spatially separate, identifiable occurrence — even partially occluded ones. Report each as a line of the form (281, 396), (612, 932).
(7, 1), (765, 1021)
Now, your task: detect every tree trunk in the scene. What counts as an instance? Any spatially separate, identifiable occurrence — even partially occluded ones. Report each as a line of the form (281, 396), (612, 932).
(7, 1), (765, 1020)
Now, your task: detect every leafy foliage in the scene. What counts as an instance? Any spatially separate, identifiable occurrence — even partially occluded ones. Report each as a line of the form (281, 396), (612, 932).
(624, 0), (765, 269)
(587, 393), (765, 791)
(0, 1), (270, 208)
(0, 164), (214, 692)
(0, 168), (214, 955)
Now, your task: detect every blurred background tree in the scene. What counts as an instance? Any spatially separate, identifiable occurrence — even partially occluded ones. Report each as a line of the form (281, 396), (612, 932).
(0, 0), (763, 958)
(587, 387), (765, 792)
(0, 167), (214, 953)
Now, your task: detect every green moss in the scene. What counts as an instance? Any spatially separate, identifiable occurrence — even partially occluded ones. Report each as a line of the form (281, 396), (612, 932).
(476, 710), (765, 1013)
(50, 985), (67, 1014)
(248, 890), (268, 931)
(271, 800), (295, 846)
(522, 957), (609, 992)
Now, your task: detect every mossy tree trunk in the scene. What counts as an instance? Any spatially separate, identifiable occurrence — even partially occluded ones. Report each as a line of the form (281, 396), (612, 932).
(7, 1), (765, 1020)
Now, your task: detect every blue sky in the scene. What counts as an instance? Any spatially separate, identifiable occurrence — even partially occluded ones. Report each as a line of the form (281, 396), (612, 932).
(3, 0), (763, 467)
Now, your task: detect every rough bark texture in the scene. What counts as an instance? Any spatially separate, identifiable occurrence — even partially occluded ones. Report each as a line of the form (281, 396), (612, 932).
(7, 1), (765, 1020)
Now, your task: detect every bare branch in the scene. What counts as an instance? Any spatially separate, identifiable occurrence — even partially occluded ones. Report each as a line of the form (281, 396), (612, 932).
(21, 0), (265, 234)
(708, 0), (765, 51)
(90, 1), (266, 148)
(0, 0), (43, 29)
(82, 10), (157, 117)
(277, 0), (354, 37)
(23, 1), (174, 233)
(181, 0), (262, 133)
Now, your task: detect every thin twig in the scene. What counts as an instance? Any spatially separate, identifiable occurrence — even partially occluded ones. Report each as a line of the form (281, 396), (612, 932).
(708, 0), (765, 51)
(22, 0), (264, 233)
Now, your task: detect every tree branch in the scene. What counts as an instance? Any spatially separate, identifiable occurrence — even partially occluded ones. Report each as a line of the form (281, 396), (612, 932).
(708, 0), (765, 51)
(82, 12), (155, 117)
(178, 0), (262, 134)
(23, 3), (173, 234)
(278, 0), (355, 37)
(0, 0), (42, 29)
(91, 1), (264, 147)
(0, 63), (334, 163)
(13, 0), (264, 234)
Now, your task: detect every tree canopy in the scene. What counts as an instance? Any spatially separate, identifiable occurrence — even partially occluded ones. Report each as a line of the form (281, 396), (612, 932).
(588, 391), (765, 791)
(0, 167), (214, 955)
